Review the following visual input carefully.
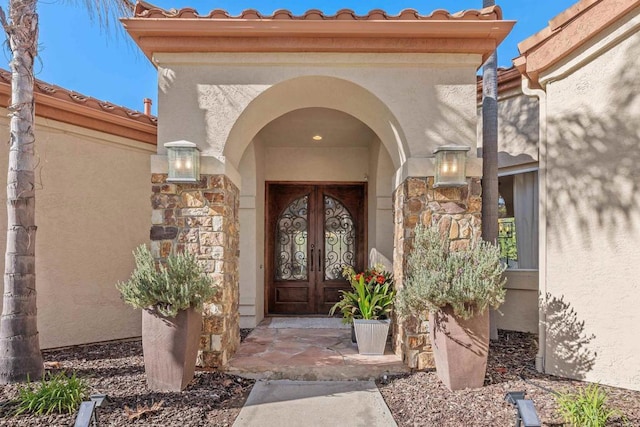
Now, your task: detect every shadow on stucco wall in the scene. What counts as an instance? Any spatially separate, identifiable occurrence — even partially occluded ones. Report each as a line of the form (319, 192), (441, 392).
(498, 94), (539, 154)
(430, 91), (477, 154)
(477, 91), (539, 166)
(544, 37), (640, 249)
(542, 293), (596, 379)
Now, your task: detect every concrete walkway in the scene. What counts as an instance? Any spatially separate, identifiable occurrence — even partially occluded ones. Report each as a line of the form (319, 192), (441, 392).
(233, 380), (397, 427)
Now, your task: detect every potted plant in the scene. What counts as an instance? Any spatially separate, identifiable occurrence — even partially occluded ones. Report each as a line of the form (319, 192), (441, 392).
(117, 245), (216, 391)
(330, 266), (395, 355)
(328, 281), (360, 343)
(397, 225), (506, 390)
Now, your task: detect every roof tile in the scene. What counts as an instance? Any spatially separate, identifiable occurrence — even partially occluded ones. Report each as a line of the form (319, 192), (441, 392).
(0, 68), (157, 145)
(133, 2), (503, 21)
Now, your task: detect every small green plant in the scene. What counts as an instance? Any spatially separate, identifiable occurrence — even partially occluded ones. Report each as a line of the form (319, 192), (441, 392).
(15, 372), (87, 415)
(555, 383), (627, 427)
(117, 245), (216, 317)
(329, 265), (395, 323)
(397, 225), (506, 320)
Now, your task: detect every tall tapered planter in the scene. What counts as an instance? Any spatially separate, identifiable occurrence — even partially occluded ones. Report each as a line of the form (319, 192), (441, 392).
(142, 308), (202, 391)
(354, 319), (391, 355)
(429, 306), (489, 391)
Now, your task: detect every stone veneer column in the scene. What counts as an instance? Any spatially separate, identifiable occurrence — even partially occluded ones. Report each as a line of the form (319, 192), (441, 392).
(392, 176), (482, 369)
(150, 173), (240, 368)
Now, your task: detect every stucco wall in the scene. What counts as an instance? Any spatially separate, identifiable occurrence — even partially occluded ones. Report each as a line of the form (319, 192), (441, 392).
(371, 140), (395, 262)
(541, 17), (640, 390)
(0, 112), (154, 349)
(155, 52), (480, 170)
(238, 139), (265, 328)
(496, 271), (539, 333)
(478, 89), (539, 170)
(264, 147), (369, 182)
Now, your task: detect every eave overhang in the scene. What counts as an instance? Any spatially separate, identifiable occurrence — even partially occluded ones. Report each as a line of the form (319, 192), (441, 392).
(0, 69), (157, 145)
(514, 0), (640, 88)
(122, 3), (515, 67)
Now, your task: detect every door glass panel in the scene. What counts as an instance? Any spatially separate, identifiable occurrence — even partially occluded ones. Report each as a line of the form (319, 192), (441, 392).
(275, 195), (308, 281)
(324, 195), (356, 280)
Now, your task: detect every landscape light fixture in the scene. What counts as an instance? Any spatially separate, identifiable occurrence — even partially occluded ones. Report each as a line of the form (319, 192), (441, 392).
(433, 145), (470, 188)
(165, 140), (200, 183)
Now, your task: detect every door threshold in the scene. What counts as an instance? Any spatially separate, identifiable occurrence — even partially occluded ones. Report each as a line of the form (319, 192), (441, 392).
(261, 317), (350, 329)
(265, 314), (336, 318)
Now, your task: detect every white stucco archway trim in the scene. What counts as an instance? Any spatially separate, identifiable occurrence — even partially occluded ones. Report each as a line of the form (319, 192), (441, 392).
(223, 75), (408, 170)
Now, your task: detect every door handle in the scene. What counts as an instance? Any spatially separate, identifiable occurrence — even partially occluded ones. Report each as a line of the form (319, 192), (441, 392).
(310, 244), (314, 272)
(318, 248), (322, 274)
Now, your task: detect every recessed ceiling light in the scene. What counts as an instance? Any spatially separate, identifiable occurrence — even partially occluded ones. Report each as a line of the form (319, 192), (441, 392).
(312, 135), (323, 141)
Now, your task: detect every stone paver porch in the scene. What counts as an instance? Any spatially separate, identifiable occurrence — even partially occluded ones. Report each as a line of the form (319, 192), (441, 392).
(226, 318), (409, 381)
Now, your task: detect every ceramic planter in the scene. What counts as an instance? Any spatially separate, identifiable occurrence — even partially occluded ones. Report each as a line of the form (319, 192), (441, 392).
(429, 306), (489, 391)
(142, 307), (202, 391)
(353, 319), (390, 355)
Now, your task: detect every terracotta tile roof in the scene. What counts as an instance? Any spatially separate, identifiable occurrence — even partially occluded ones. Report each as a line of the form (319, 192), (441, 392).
(476, 66), (522, 102)
(0, 69), (157, 145)
(123, 2), (515, 64)
(514, 0), (640, 87)
(133, 2), (503, 21)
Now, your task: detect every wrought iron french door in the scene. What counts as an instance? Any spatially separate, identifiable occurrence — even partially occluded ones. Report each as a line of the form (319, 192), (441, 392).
(266, 183), (366, 315)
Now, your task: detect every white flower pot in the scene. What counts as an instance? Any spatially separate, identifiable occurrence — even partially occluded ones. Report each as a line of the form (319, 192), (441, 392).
(353, 319), (390, 355)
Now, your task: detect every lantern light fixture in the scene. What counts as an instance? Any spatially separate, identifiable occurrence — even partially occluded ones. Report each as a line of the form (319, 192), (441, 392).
(164, 140), (200, 183)
(433, 145), (470, 188)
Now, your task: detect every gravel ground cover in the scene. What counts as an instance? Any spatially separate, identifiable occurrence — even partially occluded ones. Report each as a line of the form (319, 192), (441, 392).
(1, 329), (638, 426)
(0, 337), (254, 427)
(377, 330), (640, 426)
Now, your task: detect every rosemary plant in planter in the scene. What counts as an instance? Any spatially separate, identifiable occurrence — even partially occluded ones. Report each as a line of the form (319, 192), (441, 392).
(117, 245), (216, 391)
(397, 225), (506, 390)
(330, 266), (395, 355)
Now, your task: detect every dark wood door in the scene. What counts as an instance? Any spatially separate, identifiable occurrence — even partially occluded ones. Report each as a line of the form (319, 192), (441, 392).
(266, 183), (366, 315)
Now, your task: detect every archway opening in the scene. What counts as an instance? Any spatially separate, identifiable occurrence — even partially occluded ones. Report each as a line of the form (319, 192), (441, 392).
(237, 107), (396, 326)
(223, 75), (407, 172)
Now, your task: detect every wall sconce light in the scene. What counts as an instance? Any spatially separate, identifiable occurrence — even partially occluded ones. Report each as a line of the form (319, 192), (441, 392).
(164, 140), (200, 183)
(433, 145), (470, 188)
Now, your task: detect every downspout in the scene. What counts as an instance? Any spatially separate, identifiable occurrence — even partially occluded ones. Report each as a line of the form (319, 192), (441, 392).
(521, 77), (547, 373)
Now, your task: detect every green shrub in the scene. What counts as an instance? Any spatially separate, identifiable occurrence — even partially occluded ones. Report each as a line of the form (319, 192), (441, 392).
(396, 225), (506, 320)
(16, 372), (87, 415)
(117, 245), (216, 317)
(555, 383), (626, 427)
(329, 266), (395, 322)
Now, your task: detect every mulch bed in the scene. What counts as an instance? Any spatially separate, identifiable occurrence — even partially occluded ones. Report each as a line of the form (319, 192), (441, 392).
(377, 330), (640, 426)
(1, 330), (638, 426)
(0, 340), (254, 427)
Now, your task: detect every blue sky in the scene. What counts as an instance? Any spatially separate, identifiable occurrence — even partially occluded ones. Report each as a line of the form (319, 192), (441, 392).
(0, 0), (577, 115)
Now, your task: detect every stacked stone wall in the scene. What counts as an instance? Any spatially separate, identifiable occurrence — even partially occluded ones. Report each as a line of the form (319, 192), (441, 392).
(392, 176), (482, 369)
(150, 173), (240, 368)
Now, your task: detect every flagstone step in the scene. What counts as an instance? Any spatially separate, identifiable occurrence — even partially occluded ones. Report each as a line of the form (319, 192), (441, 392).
(226, 319), (409, 381)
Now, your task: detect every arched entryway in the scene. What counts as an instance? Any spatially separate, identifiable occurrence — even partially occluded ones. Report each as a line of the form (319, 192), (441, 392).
(226, 77), (405, 328)
(134, 2), (508, 368)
